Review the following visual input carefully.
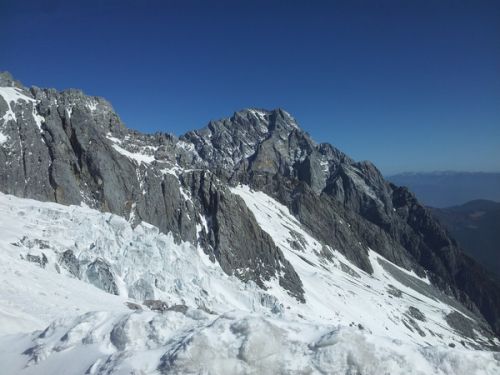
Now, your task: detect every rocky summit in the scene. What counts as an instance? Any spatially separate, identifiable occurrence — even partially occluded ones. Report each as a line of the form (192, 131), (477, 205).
(0, 71), (499, 374)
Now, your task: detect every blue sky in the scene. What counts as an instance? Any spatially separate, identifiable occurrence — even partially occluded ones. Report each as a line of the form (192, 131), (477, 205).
(1, 0), (499, 174)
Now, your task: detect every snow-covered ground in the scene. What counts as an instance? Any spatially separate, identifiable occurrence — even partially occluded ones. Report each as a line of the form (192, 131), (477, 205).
(0, 190), (499, 374)
(2, 309), (499, 375)
(231, 185), (498, 347)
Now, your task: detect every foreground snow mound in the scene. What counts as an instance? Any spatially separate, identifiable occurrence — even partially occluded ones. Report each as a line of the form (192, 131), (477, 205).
(1, 308), (499, 375)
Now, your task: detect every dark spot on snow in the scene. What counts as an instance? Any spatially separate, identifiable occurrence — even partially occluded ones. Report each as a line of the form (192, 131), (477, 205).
(143, 299), (168, 312)
(286, 229), (308, 252)
(407, 306), (426, 322)
(59, 249), (80, 277)
(26, 253), (48, 268)
(407, 318), (426, 337)
(340, 262), (361, 278)
(125, 302), (143, 311)
(167, 304), (189, 314)
(386, 284), (402, 298)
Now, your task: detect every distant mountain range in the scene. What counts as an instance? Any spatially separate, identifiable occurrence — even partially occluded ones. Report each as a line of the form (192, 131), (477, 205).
(387, 171), (500, 208)
(388, 172), (500, 283)
(430, 200), (500, 282)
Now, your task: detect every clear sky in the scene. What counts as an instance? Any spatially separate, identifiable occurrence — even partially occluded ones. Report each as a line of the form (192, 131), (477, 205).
(1, 0), (499, 174)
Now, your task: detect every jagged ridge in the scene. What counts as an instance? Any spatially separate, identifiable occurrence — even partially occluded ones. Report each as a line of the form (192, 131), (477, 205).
(0, 71), (499, 339)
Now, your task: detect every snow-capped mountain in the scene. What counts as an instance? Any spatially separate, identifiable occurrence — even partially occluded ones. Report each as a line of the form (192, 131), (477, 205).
(0, 71), (499, 374)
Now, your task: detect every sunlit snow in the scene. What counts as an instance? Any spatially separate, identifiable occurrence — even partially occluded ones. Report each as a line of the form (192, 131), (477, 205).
(0, 190), (498, 374)
(0, 87), (45, 131)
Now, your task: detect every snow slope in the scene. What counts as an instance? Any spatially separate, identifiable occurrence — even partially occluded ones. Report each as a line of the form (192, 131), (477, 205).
(2, 309), (499, 375)
(231, 185), (498, 348)
(0, 190), (499, 374)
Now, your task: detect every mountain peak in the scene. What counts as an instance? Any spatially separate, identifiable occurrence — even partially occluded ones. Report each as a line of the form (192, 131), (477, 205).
(0, 71), (23, 88)
(231, 108), (299, 130)
(1, 77), (500, 354)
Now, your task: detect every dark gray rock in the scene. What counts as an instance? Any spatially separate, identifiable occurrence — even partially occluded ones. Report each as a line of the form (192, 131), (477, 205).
(26, 253), (48, 268)
(144, 299), (169, 312)
(407, 306), (426, 322)
(446, 311), (475, 339)
(183, 170), (305, 301)
(85, 258), (118, 295)
(13, 237), (50, 250)
(339, 262), (361, 279)
(125, 302), (142, 311)
(167, 304), (188, 314)
(404, 317), (426, 337)
(287, 230), (308, 251)
(109, 318), (128, 351)
(59, 250), (80, 277)
(387, 284), (403, 298)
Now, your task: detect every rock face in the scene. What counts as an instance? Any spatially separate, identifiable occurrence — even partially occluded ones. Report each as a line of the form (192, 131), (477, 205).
(0, 73), (303, 301)
(1, 71), (499, 337)
(86, 258), (119, 295)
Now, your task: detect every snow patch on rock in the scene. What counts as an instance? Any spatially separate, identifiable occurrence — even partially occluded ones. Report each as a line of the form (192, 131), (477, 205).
(0, 87), (36, 123)
(0, 132), (8, 145)
(0, 87), (45, 131)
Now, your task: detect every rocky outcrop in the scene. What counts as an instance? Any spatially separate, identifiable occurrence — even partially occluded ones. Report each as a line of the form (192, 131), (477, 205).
(86, 258), (118, 295)
(59, 250), (80, 278)
(183, 170), (304, 300)
(185, 109), (500, 336)
(0, 73), (302, 301)
(1, 71), (499, 336)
